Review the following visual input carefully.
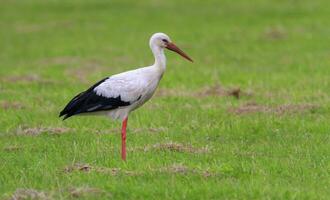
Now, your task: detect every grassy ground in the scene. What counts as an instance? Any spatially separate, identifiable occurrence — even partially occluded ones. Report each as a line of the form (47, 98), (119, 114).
(1, 0), (330, 199)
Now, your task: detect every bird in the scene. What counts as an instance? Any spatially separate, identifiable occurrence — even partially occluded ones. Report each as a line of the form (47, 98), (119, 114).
(59, 33), (193, 161)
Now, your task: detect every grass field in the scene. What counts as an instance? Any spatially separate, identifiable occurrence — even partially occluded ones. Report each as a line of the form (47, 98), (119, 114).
(1, 0), (330, 199)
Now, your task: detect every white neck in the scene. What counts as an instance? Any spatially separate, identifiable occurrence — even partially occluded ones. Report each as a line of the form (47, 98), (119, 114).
(150, 44), (166, 73)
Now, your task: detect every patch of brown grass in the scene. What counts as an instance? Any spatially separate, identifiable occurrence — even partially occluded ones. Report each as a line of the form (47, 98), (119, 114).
(196, 85), (247, 99)
(263, 26), (287, 40)
(63, 163), (140, 176)
(16, 126), (71, 136)
(275, 104), (317, 114)
(200, 170), (215, 178)
(161, 164), (189, 174)
(1, 101), (25, 110)
(63, 163), (215, 178)
(63, 163), (92, 173)
(68, 187), (110, 198)
(3, 145), (23, 152)
(96, 167), (140, 176)
(139, 142), (210, 153)
(228, 102), (317, 115)
(228, 102), (267, 114)
(9, 189), (50, 200)
(159, 164), (216, 177)
(7, 187), (110, 200)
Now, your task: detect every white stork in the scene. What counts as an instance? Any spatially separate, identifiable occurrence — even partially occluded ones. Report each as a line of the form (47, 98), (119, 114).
(59, 33), (193, 161)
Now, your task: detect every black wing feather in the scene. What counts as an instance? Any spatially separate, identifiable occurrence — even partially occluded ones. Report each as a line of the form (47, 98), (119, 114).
(59, 77), (131, 120)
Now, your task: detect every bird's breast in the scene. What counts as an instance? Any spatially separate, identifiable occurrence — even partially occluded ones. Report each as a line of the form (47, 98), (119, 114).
(131, 78), (160, 110)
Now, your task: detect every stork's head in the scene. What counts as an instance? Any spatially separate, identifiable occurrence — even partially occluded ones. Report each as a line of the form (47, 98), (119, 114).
(149, 32), (193, 62)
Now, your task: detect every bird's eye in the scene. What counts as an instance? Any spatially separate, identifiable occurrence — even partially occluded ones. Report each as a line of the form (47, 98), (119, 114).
(162, 39), (168, 43)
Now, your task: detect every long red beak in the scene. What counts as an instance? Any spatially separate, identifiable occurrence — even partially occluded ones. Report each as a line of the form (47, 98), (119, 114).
(166, 42), (193, 62)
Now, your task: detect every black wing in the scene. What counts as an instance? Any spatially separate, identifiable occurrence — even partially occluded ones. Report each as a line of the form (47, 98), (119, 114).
(59, 77), (131, 120)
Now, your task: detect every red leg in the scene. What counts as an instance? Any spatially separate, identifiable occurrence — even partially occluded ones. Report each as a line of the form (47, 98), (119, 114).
(121, 117), (128, 161)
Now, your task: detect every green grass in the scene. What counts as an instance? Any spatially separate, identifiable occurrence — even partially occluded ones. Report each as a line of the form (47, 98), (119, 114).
(1, 0), (330, 199)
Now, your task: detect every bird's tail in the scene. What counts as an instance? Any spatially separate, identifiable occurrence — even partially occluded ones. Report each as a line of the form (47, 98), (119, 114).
(59, 92), (86, 120)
